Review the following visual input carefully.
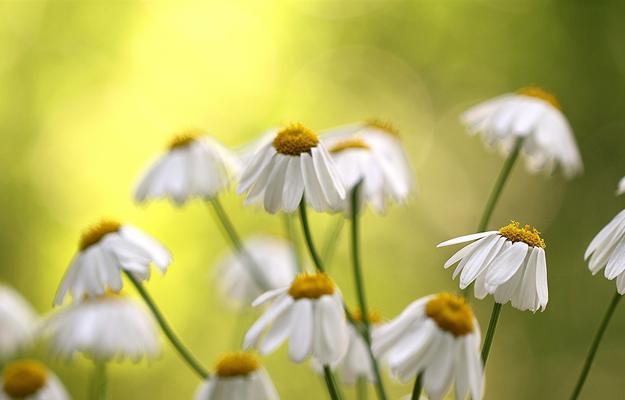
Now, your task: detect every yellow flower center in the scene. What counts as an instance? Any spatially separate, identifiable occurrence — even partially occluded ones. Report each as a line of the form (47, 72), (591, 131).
(518, 86), (561, 110)
(79, 219), (122, 250)
(288, 273), (335, 300)
(330, 138), (370, 154)
(3, 360), (48, 398)
(499, 221), (546, 248)
(425, 293), (474, 337)
(350, 309), (382, 325)
(272, 123), (319, 155)
(215, 352), (260, 377)
(365, 118), (400, 138)
(168, 129), (202, 150)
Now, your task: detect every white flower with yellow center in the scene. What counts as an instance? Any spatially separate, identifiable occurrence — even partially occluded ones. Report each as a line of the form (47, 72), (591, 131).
(0, 285), (37, 361)
(0, 360), (69, 400)
(243, 273), (348, 365)
(215, 236), (298, 307)
(438, 221), (548, 312)
(43, 291), (160, 362)
(134, 130), (241, 205)
(584, 209), (625, 293)
(372, 293), (483, 400)
(237, 123), (346, 214)
(54, 219), (171, 306)
(461, 86), (583, 179)
(195, 352), (278, 400)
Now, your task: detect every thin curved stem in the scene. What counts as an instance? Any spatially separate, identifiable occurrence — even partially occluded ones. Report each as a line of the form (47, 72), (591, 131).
(481, 302), (502, 365)
(126, 272), (209, 379)
(570, 292), (622, 400)
(89, 360), (107, 400)
(410, 373), (422, 400)
(356, 376), (368, 400)
(298, 201), (325, 272)
(209, 198), (272, 290)
(323, 365), (344, 400)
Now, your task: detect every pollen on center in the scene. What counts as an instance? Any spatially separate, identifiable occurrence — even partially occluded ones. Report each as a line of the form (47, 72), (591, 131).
(215, 352), (260, 378)
(272, 123), (319, 156)
(3, 360), (48, 398)
(425, 293), (474, 337)
(168, 129), (202, 150)
(288, 273), (335, 300)
(330, 138), (370, 154)
(518, 86), (561, 110)
(366, 118), (400, 138)
(499, 221), (546, 249)
(79, 219), (122, 251)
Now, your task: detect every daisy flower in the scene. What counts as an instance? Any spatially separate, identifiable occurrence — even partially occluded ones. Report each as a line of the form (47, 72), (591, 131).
(237, 123), (346, 214)
(54, 219), (171, 306)
(134, 129), (241, 205)
(43, 291), (160, 362)
(617, 177), (625, 196)
(438, 221), (548, 312)
(243, 273), (348, 365)
(461, 86), (583, 179)
(214, 236), (298, 307)
(0, 285), (37, 361)
(584, 209), (625, 293)
(0, 360), (69, 400)
(195, 352), (278, 400)
(372, 293), (483, 400)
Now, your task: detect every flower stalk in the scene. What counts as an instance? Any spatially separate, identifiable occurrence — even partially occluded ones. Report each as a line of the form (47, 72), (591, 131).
(323, 365), (344, 400)
(410, 373), (422, 400)
(89, 360), (107, 400)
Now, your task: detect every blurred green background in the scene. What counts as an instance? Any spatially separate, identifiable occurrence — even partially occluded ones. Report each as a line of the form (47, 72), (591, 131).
(1, 0), (625, 399)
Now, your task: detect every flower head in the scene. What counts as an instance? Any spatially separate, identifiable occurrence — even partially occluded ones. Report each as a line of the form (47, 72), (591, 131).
(0, 285), (37, 361)
(243, 272), (348, 365)
(54, 219), (171, 306)
(237, 123), (345, 214)
(585, 209), (625, 293)
(373, 294), (483, 400)
(438, 221), (548, 312)
(461, 87), (583, 179)
(1, 360), (69, 400)
(134, 129), (241, 205)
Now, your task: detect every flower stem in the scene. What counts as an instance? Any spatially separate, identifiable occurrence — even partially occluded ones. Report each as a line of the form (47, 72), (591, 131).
(350, 183), (388, 400)
(410, 373), (422, 400)
(481, 302), (503, 365)
(298, 201), (325, 273)
(570, 292), (622, 400)
(282, 213), (304, 271)
(125, 272), (209, 379)
(323, 365), (344, 400)
(89, 360), (107, 400)
(209, 198), (272, 290)
(356, 376), (368, 400)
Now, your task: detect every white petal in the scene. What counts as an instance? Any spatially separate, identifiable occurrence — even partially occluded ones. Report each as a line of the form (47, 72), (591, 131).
(288, 299), (314, 363)
(437, 232), (498, 247)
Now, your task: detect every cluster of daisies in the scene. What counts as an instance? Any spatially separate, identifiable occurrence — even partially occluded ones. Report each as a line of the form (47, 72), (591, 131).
(0, 86), (620, 400)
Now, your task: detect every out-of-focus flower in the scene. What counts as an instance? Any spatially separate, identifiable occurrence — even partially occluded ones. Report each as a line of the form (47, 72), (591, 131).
(194, 352), (278, 400)
(44, 291), (160, 362)
(0, 360), (69, 400)
(214, 236), (297, 307)
(461, 86), (583, 179)
(0, 285), (37, 361)
(438, 221), (548, 312)
(373, 293), (483, 400)
(617, 177), (625, 196)
(585, 209), (625, 293)
(334, 310), (381, 385)
(243, 273), (348, 365)
(54, 219), (171, 306)
(134, 129), (241, 205)
(237, 123), (345, 214)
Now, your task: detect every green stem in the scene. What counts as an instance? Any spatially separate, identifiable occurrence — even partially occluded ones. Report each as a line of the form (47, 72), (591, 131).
(356, 376), (368, 400)
(321, 217), (345, 267)
(298, 201), (325, 272)
(209, 198), (272, 290)
(125, 272), (209, 379)
(481, 302), (502, 365)
(89, 360), (107, 400)
(282, 213), (304, 272)
(322, 365), (344, 400)
(410, 373), (422, 400)
(570, 292), (622, 400)
(350, 183), (388, 400)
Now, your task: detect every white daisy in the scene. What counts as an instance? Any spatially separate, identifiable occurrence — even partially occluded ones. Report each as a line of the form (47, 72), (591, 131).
(134, 129), (241, 205)
(243, 273), (349, 365)
(372, 293), (483, 400)
(214, 236), (298, 307)
(54, 219), (171, 306)
(321, 134), (409, 214)
(0, 360), (70, 400)
(617, 177), (625, 196)
(0, 285), (37, 361)
(438, 221), (548, 312)
(237, 123), (346, 214)
(584, 209), (625, 293)
(194, 352), (278, 400)
(43, 291), (160, 362)
(461, 86), (583, 179)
